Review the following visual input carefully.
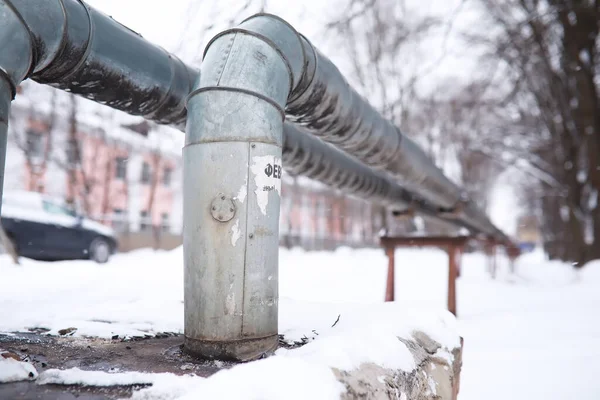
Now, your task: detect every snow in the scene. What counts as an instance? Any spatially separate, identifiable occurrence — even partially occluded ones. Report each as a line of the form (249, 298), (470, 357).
(37, 368), (156, 386)
(36, 358), (344, 400)
(1, 246), (600, 399)
(0, 357), (38, 383)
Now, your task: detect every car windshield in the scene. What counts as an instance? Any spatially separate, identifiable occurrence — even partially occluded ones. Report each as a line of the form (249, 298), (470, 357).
(42, 200), (78, 217)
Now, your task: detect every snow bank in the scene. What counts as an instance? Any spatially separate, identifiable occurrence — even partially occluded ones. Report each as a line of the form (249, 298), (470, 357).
(0, 246), (462, 399)
(37, 368), (156, 386)
(2, 245), (600, 400)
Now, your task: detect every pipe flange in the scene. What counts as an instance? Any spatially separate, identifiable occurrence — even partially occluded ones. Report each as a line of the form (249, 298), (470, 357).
(210, 194), (236, 222)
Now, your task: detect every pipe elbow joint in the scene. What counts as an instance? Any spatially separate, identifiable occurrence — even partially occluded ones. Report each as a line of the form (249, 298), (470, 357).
(186, 13), (314, 146)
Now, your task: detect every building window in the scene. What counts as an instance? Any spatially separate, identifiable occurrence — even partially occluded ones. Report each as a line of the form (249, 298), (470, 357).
(26, 130), (44, 158)
(140, 162), (151, 184)
(161, 212), (170, 232)
(140, 211), (150, 231)
(163, 167), (172, 186)
(112, 208), (126, 232)
(115, 157), (127, 180)
(67, 139), (78, 165)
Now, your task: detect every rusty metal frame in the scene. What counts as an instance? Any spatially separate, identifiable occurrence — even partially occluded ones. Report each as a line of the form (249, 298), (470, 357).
(381, 236), (470, 315)
(381, 236), (471, 316)
(381, 236), (521, 316)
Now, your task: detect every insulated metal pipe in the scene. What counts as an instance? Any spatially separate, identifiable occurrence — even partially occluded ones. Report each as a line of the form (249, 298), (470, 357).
(284, 123), (409, 209)
(0, 79), (10, 214)
(286, 36), (464, 210)
(0, 0), (32, 216)
(183, 16), (305, 361)
(0, 1), (504, 241)
(283, 124), (480, 233)
(3, 0), (195, 127)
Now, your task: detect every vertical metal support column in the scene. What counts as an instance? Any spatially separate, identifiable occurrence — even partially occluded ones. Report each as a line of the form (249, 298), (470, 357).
(0, 78), (11, 216)
(183, 17), (304, 361)
(385, 245), (395, 302)
(448, 245), (458, 316)
(492, 244), (497, 279)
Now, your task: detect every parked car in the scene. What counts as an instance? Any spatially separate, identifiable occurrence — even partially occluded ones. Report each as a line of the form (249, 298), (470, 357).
(0, 191), (118, 263)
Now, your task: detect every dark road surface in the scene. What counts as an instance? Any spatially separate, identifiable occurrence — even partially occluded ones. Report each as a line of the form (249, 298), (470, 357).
(0, 332), (229, 400)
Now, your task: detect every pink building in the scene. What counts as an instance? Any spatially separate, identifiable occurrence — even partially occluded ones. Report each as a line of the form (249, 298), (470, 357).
(5, 81), (408, 252)
(5, 83), (182, 238)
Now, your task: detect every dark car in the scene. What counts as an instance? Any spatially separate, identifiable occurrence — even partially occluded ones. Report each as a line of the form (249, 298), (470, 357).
(1, 191), (118, 263)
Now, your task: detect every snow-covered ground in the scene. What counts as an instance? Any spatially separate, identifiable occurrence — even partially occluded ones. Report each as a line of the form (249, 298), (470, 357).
(1, 246), (599, 399)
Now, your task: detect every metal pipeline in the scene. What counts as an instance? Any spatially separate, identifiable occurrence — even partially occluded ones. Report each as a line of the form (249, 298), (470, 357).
(0, 2), (506, 241)
(183, 15), (305, 361)
(286, 38), (464, 210)
(283, 123), (489, 234)
(0, 79), (11, 214)
(0, 3), (511, 360)
(197, 14), (505, 240)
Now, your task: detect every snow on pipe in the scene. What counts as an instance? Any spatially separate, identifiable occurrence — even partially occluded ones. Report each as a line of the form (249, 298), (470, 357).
(284, 123), (414, 207)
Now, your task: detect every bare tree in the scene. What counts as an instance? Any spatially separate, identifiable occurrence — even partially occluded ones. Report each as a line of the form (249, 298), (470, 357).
(467, 0), (599, 265)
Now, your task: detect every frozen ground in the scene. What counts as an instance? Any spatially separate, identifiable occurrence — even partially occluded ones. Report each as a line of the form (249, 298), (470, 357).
(1, 246), (599, 399)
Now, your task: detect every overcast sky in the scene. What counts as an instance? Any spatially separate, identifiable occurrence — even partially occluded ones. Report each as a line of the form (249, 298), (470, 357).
(83, 0), (478, 86)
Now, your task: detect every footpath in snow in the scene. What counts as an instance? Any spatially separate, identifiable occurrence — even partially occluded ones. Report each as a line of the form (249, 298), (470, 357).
(1, 246), (599, 399)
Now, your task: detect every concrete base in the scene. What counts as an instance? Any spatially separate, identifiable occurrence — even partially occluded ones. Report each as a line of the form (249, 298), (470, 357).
(335, 332), (464, 400)
(1, 331), (462, 399)
(183, 334), (279, 362)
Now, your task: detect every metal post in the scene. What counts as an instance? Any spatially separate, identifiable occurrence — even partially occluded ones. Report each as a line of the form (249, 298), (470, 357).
(183, 16), (305, 361)
(0, 78), (10, 216)
(448, 245), (458, 316)
(491, 244), (497, 279)
(456, 246), (462, 278)
(385, 245), (395, 302)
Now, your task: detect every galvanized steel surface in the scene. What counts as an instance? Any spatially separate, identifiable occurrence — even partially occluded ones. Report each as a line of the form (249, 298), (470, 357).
(184, 26), (290, 360)
(0, 78), (10, 215)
